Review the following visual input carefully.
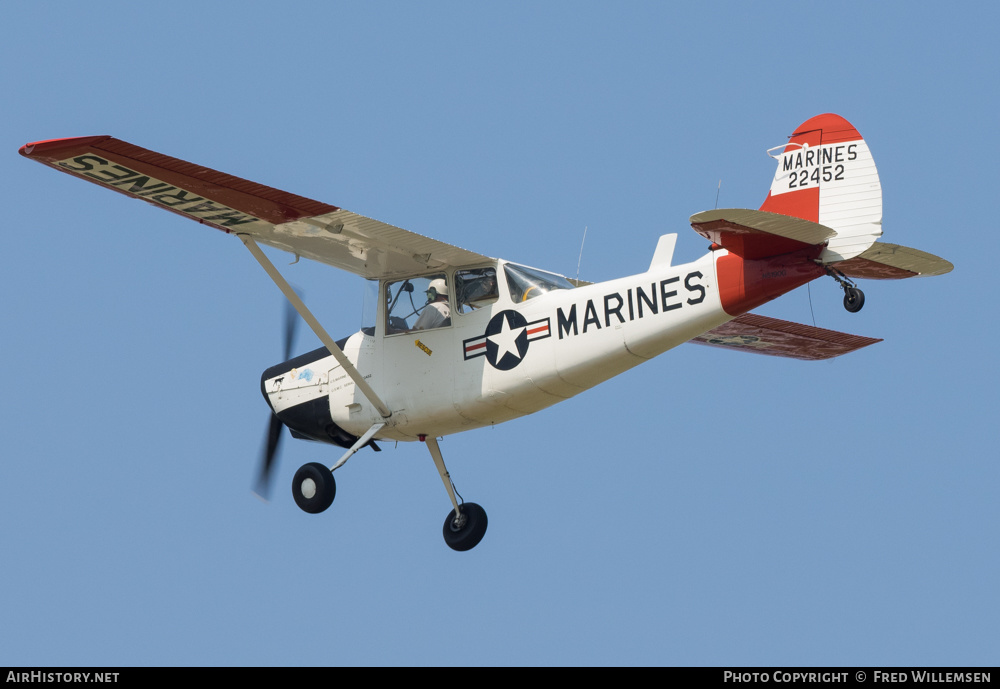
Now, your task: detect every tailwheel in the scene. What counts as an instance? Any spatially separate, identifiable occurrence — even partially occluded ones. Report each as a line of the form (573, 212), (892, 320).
(442, 503), (488, 552)
(292, 462), (336, 514)
(843, 286), (865, 313)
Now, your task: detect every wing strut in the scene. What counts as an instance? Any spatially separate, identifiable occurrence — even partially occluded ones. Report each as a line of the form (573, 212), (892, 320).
(240, 235), (393, 419)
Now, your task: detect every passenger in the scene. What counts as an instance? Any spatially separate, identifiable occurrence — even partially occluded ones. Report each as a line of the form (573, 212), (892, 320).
(464, 272), (498, 309)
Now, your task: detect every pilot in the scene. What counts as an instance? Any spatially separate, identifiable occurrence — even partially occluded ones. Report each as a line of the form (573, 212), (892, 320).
(413, 278), (451, 330)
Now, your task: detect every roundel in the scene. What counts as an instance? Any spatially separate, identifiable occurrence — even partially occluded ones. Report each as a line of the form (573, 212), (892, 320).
(462, 310), (552, 371)
(484, 310), (530, 371)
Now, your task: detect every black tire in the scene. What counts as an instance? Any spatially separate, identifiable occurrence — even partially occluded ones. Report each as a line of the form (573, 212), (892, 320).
(291, 462), (336, 514)
(442, 502), (488, 552)
(843, 287), (865, 313)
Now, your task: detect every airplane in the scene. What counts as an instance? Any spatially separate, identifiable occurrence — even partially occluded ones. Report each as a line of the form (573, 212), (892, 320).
(19, 113), (952, 552)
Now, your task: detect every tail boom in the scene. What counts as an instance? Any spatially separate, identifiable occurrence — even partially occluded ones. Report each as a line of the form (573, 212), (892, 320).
(715, 246), (825, 317)
(691, 209), (829, 317)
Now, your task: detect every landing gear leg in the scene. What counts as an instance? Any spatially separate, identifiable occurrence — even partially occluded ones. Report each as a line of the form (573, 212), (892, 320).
(827, 267), (866, 313)
(423, 435), (488, 552)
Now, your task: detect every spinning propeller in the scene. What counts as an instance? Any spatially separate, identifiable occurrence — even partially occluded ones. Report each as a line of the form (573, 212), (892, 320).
(254, 298), (300, 499)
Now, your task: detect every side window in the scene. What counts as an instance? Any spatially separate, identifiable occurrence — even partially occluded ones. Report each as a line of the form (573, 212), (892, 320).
(455, 267), (499, 314)
(385, 274), (451, 334)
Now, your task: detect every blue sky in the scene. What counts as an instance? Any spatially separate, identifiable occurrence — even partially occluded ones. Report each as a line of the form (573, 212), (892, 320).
(2, 1), (997, 666)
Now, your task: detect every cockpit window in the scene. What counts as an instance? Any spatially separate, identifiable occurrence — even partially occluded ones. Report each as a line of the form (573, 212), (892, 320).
(455, 267), (499, 314)
(385, 274), (451, 334)
(503, 263), (575, 303)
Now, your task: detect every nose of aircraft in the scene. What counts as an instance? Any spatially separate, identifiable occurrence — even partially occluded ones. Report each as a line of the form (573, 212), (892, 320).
(259, 342), (368, 445)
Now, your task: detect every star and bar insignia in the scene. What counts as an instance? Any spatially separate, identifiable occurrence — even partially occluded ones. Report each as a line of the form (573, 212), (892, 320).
(463, 310), (551, 370)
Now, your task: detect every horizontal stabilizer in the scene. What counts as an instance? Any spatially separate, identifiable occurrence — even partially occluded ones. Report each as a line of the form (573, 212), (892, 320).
(690, 208), (835, 260)
(832, 242), (953, 280)
(690, 313), (881, 361)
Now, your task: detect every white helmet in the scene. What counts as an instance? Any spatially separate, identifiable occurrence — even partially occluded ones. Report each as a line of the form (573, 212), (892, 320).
(427, 278), (448, 299)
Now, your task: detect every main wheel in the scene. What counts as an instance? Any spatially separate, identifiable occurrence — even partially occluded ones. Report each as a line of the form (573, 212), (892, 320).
(442, 502), (488, 552)
(843, 287), (865, 313)
(292, 462), (336, 514)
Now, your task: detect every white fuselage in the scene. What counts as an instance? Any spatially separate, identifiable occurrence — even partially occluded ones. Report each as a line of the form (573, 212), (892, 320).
(264, 247), (732, 444)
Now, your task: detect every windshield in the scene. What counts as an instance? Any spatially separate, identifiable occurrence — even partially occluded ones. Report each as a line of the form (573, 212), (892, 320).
(503, 263), (575, 303)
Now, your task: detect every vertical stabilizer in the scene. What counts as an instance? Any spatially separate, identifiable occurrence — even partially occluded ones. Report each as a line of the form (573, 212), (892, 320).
(760, 114), (882, 263)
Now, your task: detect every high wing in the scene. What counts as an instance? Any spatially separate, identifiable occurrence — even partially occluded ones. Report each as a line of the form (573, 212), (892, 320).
(690, 313), (882, 361)
(19, 136), (492, 279)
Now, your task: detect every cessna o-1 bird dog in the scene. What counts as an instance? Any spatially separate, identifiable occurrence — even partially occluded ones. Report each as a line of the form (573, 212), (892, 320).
(21, 114), (951, 551)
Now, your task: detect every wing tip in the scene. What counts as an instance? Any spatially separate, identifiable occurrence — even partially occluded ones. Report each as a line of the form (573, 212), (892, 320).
(19, 136), (112, 159)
